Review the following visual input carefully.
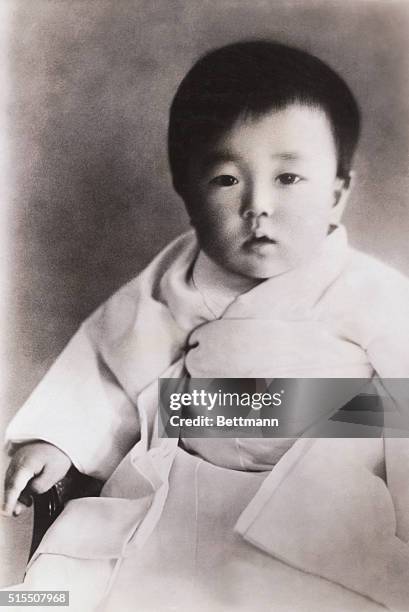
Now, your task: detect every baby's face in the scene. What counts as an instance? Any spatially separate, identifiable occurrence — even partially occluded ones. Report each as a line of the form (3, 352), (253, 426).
(185, 104), (349, 280)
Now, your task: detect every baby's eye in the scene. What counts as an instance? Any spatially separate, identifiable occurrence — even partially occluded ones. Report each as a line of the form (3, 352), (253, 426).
(276, 173), (302, 186)
(210, 175), (239, 187)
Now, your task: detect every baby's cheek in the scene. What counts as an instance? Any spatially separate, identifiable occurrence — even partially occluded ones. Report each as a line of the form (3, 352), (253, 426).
(207, 225), (244, 259)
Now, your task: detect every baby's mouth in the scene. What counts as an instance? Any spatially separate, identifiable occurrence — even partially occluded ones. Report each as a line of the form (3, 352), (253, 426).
(243, 235), (277, 250)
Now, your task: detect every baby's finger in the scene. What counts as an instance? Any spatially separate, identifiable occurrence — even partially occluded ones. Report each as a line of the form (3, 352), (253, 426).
(12, 501), (26, 517)
(28, 464), (63, 495)
(2, 465), (35, 517)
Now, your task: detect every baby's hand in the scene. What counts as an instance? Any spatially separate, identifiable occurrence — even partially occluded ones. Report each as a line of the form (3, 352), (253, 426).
(2, 442), (72, 517)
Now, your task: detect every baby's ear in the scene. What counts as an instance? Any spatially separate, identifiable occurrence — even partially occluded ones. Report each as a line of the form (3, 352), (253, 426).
(330, 172), (353, 224)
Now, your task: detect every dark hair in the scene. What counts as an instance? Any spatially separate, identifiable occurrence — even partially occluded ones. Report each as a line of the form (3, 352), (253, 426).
(168, 40), (361, 199)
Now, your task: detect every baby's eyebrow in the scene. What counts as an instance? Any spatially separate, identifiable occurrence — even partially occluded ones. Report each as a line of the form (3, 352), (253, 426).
(271, 152), (301, 161)
(201, 150), (240, 168)
(200, 150), (303, 170)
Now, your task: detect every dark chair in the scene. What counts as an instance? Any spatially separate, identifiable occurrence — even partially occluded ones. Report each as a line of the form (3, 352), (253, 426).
(28, 467), (103, 561)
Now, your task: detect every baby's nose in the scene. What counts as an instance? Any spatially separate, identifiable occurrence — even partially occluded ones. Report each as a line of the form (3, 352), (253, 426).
(241, 183), (276, 218)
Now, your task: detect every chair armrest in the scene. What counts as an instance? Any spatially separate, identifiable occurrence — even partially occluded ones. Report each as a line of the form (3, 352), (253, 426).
(29, 466), (103, 561)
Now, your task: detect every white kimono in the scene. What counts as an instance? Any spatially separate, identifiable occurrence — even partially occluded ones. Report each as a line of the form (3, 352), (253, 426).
(5, 225), (409, 611)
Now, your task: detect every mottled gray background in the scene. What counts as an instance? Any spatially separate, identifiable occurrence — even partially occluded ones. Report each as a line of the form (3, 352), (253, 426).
(1, 0), (408, 585)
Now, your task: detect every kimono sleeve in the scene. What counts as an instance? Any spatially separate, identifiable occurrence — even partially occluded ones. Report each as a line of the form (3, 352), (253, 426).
(365, 265), (409, 378)
(5, 316), (140, 481)
(363, 265), (409, 545)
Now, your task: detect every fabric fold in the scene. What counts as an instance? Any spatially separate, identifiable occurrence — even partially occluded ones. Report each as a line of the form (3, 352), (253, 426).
(235, 437), (409, 611)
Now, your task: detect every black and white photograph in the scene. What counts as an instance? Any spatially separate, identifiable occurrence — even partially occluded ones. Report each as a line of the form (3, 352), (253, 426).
(1, 1), (409, 610)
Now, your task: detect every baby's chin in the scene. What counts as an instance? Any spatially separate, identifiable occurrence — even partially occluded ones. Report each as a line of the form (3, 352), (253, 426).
(202, 242), (304, 283)
(211, 258), (292, 284)
(224, 254), (296, 281)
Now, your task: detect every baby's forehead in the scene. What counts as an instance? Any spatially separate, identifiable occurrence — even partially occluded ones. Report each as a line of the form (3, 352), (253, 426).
(228, 103), (332, 135)
(196, 104), (337, 166)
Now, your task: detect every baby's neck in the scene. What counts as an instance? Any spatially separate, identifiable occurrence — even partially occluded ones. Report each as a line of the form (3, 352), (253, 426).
(194, 251), (260, 301)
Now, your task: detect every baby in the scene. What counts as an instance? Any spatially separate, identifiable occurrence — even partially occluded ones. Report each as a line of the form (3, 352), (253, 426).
(3, 41), (409, 611)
